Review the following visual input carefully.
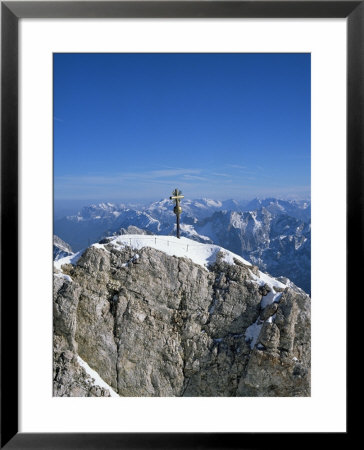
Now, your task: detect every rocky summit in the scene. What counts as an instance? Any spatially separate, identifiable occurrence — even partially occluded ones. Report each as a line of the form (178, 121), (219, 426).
(53, 235), (310, 397)
(54, 197), (311, 293)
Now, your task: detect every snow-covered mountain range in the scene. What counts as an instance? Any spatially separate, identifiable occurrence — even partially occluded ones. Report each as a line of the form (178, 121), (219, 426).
(54, 197), (311, 293)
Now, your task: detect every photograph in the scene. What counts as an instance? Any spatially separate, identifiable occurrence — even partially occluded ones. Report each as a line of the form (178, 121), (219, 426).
(53, 52), (311, 397)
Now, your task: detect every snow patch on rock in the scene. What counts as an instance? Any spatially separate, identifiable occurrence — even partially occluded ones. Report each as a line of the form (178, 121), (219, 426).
(54, 250), (83, 271)
(77, 356), (119, 397)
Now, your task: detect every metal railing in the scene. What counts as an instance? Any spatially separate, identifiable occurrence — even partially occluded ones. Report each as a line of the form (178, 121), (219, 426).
(114, 235), (216, 253)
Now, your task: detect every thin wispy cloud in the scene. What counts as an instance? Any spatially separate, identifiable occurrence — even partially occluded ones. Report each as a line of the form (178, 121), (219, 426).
(224, 164), (259, 177)
(56, 168), (204, 184)
(183, 174), (209, 181)
(226, 164), (247, 170)
(55, 164), (309, 201)
(148, 169), (202, 178)
(212, 172), (230, 177)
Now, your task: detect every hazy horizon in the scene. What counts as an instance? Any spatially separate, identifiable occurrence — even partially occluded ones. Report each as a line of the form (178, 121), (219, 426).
(54, 194), (311, 219)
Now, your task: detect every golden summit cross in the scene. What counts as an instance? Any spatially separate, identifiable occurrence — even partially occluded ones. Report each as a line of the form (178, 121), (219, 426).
(170, 188), (184, 238)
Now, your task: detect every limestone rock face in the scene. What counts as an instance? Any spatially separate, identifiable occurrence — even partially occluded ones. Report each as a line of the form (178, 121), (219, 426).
(53, 243), (310, 397)
(53, 335), (112, 397)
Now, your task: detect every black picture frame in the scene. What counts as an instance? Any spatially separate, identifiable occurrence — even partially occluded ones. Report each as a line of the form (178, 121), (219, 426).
(1, 1), (356, 448)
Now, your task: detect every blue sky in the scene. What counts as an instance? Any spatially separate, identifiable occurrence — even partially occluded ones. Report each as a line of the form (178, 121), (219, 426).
(54, 53), (310, 203)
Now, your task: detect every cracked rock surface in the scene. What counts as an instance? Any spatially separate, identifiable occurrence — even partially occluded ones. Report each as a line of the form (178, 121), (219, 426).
(53, 244), (310, 397)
